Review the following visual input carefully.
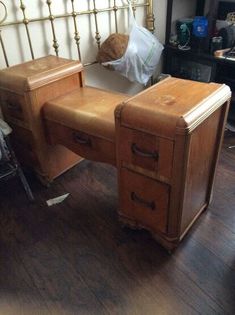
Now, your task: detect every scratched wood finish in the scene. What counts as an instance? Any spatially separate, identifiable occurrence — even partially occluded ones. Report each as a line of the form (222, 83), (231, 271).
(0, 134), (234, 315)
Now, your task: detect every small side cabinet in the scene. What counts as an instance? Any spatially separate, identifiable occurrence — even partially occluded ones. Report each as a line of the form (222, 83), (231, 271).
(0, 55), (84, 183)
(115, 77), (231, 250)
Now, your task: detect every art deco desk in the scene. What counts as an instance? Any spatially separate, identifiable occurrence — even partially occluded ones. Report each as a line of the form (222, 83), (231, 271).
(0, 56), (231, 250)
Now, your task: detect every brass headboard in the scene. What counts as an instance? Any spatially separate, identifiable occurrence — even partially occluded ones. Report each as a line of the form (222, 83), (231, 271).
(0, 0), (154, 69)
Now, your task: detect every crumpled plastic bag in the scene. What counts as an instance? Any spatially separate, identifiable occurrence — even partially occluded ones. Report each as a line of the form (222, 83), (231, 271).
(102, 2), (164, 85)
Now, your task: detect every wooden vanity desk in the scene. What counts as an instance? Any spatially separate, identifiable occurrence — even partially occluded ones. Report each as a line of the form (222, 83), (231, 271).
(0, 56), (231, 250)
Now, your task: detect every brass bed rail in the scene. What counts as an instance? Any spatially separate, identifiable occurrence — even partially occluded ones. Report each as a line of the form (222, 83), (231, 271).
(0, 0), (154, 68)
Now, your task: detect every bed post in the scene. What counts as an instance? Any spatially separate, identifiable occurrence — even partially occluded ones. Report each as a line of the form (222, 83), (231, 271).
(146, 0), (154, 33)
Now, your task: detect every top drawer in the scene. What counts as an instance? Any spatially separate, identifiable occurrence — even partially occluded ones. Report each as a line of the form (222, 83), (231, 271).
(0, 91), (28, 127)
(118, 127), (174, 181)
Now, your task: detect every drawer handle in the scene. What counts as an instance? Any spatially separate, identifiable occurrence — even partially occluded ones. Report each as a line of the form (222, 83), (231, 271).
(131, 192), (156, 210)
(6, 101), (22, 112)
(73, 132), (91, 146)
(131, 143), (158, 161)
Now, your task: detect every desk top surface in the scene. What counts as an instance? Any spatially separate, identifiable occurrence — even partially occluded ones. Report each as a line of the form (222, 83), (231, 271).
(0, 55), (83, 92)
(118, 77), (231, 137)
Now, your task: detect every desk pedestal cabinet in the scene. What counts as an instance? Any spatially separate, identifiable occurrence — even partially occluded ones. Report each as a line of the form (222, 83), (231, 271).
(115, 78), (231, 250)
(0, 56), (84, 183)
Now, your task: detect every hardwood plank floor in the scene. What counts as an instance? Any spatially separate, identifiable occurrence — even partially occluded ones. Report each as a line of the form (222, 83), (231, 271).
(0, 131), (234, 315)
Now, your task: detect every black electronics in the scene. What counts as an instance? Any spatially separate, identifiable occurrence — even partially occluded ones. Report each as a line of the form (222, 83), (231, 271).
(168, 54), (215, 82)
(218, 25), (235, 48)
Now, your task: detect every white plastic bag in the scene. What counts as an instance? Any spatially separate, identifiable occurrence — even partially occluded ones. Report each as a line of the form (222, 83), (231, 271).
(102, 2), (164, 85)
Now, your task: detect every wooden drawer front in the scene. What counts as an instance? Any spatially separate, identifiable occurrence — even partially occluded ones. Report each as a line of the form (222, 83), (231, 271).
(46, 121), (116, 165)
(1, 91), (26, 123)
(119, 127), (174, 179)
(120, 168), (169, 233)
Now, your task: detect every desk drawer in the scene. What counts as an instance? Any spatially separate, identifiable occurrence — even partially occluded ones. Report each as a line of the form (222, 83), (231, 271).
(45, 121), (116, 165)
(119, 127), (174, 180)
(1, 91), (26, 123)
(119, 168), (169, 233)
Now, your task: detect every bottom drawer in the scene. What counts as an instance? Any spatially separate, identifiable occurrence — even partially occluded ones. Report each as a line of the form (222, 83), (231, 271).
(119, 168), (169, 233)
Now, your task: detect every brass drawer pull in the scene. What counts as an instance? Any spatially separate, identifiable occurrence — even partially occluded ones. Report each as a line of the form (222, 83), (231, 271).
(131, 192), (156, 210)
(131, 143), (158, 160)
(73, 132), (91, 146)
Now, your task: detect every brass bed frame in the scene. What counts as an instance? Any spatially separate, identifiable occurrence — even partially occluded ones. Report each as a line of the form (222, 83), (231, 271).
(0, 0), (154, 68)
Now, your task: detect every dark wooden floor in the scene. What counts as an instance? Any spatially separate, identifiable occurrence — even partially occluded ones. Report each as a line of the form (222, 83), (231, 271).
(0, 132), (235, 315)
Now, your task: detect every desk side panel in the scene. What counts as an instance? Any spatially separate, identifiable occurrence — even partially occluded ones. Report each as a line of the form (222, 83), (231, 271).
(180, 104), (227, 235)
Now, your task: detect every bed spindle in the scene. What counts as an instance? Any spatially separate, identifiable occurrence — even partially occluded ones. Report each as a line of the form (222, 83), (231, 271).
(92, 0), (101, 49)
(146, 0), (154, 33)
(46, 0), (59, 56)
(71, 0), (82, 61)
(19, 0), (35, 59)
(113, 0), (118, 33)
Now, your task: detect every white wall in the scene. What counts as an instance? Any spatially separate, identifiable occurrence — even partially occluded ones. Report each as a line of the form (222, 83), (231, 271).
(172, 0), (197, 24)
(0, 0), (196, 95)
